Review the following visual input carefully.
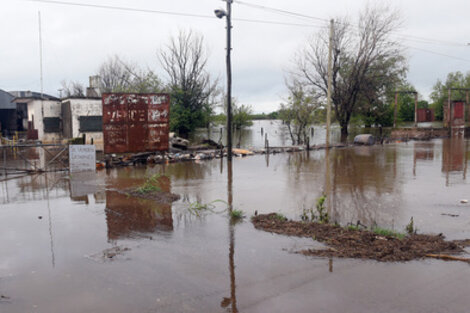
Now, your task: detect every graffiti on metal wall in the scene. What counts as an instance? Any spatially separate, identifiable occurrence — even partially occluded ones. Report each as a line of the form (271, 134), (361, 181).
(102, 93), (170, 154)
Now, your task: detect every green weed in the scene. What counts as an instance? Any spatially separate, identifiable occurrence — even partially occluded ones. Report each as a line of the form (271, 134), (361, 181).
(316, 195), (329, 223)
(230, 209), (244, 220)
(405, 217), (416, 235)
(269, 213), (287, 222)
(300, 195), (329, 223)
(347, 225), (360, 231)
(187, 199), (228, 217)
(372, 227), (405, 240)
(135, 174), (162, 194)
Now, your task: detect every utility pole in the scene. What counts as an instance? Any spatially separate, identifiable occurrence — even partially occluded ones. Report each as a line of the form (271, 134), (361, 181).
(325, 19), (334, 223)
(38, 11), (44, 99)
(226, 0), (233, 161)
(326, 19), (334, 147)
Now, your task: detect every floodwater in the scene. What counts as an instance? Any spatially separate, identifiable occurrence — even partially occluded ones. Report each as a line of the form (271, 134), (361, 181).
(191, 119), (386, 148)
(1, 138), (470, 312)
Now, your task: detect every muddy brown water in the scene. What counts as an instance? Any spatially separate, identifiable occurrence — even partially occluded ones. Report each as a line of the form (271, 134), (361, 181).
(1, 138), (470, 312)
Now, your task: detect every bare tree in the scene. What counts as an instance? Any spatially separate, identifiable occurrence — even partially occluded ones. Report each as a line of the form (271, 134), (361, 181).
(97, 55), (163, 93)
(159, 30), (219, 137)
(60, 80), (85, 98)
(98, 55), (132, 92)
(292, 5), (407, 137)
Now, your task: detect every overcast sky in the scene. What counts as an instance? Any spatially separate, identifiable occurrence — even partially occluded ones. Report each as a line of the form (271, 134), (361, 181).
(1, 0), (470, 113)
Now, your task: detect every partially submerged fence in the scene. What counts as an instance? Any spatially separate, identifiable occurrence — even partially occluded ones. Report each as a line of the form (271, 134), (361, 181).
(0, 143), (69, 179)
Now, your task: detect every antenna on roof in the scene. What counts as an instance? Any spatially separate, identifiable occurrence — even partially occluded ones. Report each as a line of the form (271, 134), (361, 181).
(38, 11), (44, 100)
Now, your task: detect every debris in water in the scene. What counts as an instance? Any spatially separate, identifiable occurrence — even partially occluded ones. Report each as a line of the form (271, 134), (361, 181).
(86, 246), (131, 263)
(252, 213), (465, 262)
(460, 199), (468, 204)
(441, 213), (459, 217)
(0, 295), (11, 302)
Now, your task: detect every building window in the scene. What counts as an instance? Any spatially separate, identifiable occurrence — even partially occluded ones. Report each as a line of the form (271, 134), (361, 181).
(43, 117), (61, 133)
(79, 116), (102, 132)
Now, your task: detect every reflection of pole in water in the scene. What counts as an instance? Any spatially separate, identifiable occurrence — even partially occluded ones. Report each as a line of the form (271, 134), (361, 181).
(228, 160), (233, 212)
(325, 147), (331, 219)
(44, 173), (56, 268)
(222, 160), (238, 312)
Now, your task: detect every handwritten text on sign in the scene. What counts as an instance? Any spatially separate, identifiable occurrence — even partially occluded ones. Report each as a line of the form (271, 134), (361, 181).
(69, 145), (96, 172)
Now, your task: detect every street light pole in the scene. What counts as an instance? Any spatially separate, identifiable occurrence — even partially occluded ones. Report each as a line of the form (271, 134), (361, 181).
(226, 0), (233, 162)
(215, 1), (233, 161)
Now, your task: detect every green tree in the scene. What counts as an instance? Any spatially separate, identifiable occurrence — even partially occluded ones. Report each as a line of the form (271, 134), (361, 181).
(279, 79), (318, 145)
(430, 71), (470, 121)
(232, 103), (253, 130)
(160, 30), (219, 138)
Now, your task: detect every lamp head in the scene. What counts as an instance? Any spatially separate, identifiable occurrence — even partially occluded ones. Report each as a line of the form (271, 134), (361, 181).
(214, 9), (227, 19)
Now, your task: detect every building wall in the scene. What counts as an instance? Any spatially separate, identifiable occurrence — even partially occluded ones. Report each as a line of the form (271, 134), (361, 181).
(67, 98), (103, 150)
(27, 99), (62, 142)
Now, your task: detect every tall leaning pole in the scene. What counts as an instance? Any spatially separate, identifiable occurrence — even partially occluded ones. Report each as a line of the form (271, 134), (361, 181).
(326, 19), (334, 147)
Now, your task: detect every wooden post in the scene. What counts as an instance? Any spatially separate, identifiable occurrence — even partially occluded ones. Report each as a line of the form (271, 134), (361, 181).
(414, 92), (418, 127)
(3, 148), (6, 177)
(393, 91), (398, 128)
(446, 88), (451, 128)
(467, 91), (469, 125)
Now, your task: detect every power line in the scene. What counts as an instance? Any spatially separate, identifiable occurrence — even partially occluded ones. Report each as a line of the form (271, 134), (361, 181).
(234, 0), (467, 47)
(26, 0), (213, 18)
(235, 0), (326, 23)
(406, 45), (470, 63)
(24, 0), (320, 28)
(24, 0), (470, 62)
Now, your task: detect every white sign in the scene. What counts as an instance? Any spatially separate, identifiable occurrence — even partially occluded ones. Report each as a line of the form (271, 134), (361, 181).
(69, 145), (96, 172)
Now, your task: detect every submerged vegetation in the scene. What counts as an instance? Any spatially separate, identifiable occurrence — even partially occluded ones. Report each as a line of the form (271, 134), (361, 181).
(135, 174), (162, 194)
(230, 209), (244, 220)
(187, 199), (228, 217)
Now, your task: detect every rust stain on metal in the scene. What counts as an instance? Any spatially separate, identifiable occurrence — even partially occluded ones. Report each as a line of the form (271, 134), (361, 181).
(102, 93), (170, 154)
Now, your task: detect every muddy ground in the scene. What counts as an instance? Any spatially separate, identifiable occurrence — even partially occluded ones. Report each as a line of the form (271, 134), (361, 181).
(252, 213), (468, 262)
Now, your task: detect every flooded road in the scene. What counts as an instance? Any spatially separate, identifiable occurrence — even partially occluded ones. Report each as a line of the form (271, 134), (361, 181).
(1, 138), (470, 312)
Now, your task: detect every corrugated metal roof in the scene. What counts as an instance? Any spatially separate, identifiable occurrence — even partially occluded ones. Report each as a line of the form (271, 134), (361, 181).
(0, 89), (15, 109)
(9, 90), (59, 101)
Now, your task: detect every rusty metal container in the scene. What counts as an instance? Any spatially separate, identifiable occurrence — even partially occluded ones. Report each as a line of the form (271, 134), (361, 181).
(102, 93), (170, 154)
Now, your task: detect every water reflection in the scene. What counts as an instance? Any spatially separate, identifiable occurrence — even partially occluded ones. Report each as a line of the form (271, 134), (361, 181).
(105, 175), (174, 240)
(442, 137), (469, 185)
(413, 141), (435, 176)
(329, 146), (401, 227)
(222, 160), (238, 313)
(105, 191), (173, 240)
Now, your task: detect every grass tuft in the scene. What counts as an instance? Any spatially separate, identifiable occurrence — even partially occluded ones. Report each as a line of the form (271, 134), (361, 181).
(372, 227), (406, 239)
(135, 174), (162, 194)
(230, 209), (244, 219)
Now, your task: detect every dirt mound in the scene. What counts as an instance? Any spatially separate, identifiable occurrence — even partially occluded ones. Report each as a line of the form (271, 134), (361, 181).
(252, 213), (465, 262)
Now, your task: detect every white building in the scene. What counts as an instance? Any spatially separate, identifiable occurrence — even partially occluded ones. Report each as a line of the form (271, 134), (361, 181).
(61, 97), (103, 150)
(12, 91), (62, 143)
